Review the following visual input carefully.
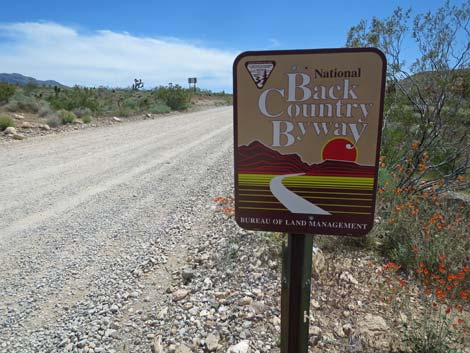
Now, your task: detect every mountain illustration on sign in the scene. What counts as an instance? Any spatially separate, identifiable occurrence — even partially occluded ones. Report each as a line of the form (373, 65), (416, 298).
(237, 141), (374, 216)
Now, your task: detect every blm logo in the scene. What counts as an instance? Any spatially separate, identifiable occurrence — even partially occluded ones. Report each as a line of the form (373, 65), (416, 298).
(245, 61), (275, 89)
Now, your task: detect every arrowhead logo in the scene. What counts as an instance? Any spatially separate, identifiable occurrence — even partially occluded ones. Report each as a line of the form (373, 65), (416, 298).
(245, 61), (275, 89)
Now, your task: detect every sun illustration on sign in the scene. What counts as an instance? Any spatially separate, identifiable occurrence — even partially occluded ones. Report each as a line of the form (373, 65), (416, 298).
(321, 137), (357, 162)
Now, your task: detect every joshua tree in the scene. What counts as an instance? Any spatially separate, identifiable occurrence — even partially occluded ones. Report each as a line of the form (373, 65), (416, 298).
(132, 78), (144, 90)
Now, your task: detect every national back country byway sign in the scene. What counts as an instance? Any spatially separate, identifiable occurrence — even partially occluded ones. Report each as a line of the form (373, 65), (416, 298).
(233, 48), (386, 236)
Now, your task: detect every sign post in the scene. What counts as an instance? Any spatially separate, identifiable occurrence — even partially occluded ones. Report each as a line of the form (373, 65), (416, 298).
(281, 233), (312, 353)
(233, 48), (386, 353)
(188, 77), (197, 91)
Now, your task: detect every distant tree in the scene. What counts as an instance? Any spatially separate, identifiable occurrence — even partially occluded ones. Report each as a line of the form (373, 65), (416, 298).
(346, 1), (470, 191)
(0, 83), (16, 104)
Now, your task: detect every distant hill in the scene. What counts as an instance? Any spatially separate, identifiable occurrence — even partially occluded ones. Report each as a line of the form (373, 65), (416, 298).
(0, 73), (66, 87)
(398, 68), (470, 92)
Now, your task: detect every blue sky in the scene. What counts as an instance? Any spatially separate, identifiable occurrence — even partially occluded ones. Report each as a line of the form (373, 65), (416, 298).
(0, 0), (464, 91)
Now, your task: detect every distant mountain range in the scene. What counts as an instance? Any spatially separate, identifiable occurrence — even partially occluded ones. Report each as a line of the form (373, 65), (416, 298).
(237, 141), (375, 177)
(0, 73), (66, 87)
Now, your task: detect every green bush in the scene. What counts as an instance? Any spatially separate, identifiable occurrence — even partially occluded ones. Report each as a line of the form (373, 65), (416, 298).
(149, 103), (171, 114)
(154, 84), (190, 110)
(114, 107), (131, 117)
(47, 86), (99, 112)
(0, 115), (15, 131)
(82, 115), (92, 124)
(223, 95), (233, 105)
(46, 115), (61, 128)
(72, 107), (92, 118)
(122, 97), (139, 112)
(6, 94), (40, 113)
(0, 83), (16, 103)
(375, 165), (470, 282)
(58, 109), (76, 124)
(38, 102), (54, 117)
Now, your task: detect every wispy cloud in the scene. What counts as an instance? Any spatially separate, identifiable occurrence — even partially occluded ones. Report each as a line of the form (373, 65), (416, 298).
(0, 22), (238, 90)
(268, 38), (281, 48)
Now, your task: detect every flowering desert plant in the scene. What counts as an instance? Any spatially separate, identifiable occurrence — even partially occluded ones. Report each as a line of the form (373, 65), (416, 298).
(379, 258), (470, 352)
(376, 157), (469, 287)
(213, 196), (235, 216)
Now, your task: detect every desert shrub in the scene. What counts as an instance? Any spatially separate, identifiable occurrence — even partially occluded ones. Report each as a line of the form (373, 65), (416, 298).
(82, 115), (92, 124)
(154, 84), (190, 110)
(149, 103), (171, 114)
(0, 115), (15, 130)
(46, 115), (61, 128)
(0, 83), (16, 103)
(48, 86), (100, 112)
(379, 261), (469, 353)
(58, 109), (76, 124)
(123, 97), (139, 110)
(138, 96), (151, 110)
(6, 94), (40, 113)
(38, 102), (54, 117)
(72, 107), (92, 118)
(223, 95), (233, 105)
(375, 162), (470, 287)
(113, 107), (132, 117)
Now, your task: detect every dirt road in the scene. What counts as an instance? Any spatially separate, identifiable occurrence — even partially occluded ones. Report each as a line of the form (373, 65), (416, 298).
(0, 107), (234, 352)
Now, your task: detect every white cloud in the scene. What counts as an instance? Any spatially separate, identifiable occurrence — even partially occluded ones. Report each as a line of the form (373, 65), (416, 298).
(0, 22), (238, 91)
(268, 38), (281, 48)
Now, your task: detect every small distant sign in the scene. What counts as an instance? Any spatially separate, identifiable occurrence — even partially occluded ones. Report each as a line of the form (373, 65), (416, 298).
(188, 77), (197, 84)
(233, 48), (386, 236)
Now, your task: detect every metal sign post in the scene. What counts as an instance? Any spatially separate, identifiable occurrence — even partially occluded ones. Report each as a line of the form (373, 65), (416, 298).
(281, 234), (313, 353)
(188, 77), (197, 91)
(233, 48), (386, 353)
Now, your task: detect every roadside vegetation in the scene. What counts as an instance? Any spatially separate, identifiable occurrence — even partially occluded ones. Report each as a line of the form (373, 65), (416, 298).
(0, 114), (15, 130)
(347, 1), (470, 351)
(0, 81), (232, 130)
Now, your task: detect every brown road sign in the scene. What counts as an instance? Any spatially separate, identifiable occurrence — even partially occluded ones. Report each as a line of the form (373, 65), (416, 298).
(233, 48), (386, 236)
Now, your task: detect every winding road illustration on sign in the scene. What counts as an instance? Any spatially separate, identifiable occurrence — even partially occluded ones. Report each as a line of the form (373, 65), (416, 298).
(269, 173), (331, 215)
(268, 137), (359, 215)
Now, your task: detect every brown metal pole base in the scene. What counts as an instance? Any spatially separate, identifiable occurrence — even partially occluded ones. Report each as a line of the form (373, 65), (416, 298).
(281, 233), (313, 353)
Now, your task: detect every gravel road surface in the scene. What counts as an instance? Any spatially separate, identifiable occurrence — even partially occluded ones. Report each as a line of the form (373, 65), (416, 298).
(0, 107), (236, 352)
